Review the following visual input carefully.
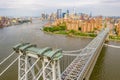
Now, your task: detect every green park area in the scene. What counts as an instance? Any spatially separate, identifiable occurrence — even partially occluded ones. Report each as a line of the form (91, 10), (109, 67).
(43, 23), (97, 38)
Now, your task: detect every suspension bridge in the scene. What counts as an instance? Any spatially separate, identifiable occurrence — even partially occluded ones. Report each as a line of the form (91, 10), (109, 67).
(0, 27), (111, 80)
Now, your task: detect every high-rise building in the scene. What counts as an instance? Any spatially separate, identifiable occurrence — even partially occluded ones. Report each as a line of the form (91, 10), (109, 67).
(89, 12), (92, 18)
(57, 9), (62, 19)
(62, 13), (66, 18)
(41, 13), (46, 19)
(67, 9), (69, 14)
(66, 9), (69, 18)
(73, 8), (76, 14)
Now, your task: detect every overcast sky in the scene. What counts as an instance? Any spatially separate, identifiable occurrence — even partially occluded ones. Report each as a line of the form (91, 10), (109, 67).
(0, 0), (120, 16)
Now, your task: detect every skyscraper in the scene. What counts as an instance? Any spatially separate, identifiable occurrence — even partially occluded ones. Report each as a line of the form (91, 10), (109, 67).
(89, 12), (92, 18)
(66, 9), (69, 18)
(62, 13), (66, 18)
(73, 8), (76, 14)
(67, 9), (69, 14)
(57, 9), (62, 19)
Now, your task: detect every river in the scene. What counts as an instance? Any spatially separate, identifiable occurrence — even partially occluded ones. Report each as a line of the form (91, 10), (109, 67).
(0, 20), (120, 80)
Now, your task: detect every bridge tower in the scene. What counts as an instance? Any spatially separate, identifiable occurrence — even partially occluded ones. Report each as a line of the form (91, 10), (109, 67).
(105, 35), (109, 42)
(105, 28), (110, 42)
(42, 50), (62, 80)
(13, 43), (62, 80)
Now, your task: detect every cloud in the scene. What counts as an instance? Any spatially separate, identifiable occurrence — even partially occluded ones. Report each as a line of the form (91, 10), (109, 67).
(100, 0), (120, 6)
(102, 0), (120, 3)
(0, 0), (101, 9)
(0, 0), (120, 16)
(0, 0), (119, 9)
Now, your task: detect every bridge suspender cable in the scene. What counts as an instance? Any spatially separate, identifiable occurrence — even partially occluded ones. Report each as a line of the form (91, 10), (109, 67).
(0, 51), (15, 65)
(63, 49), (82, 53)
(20, 58), (40, 80)
(0, 55), (20, 76)
(35, 61), (52, 80)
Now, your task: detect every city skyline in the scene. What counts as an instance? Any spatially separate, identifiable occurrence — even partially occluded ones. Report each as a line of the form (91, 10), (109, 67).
(0, 0), (120, 16)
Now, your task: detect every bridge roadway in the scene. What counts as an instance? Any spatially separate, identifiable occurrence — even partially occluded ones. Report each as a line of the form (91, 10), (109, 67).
(61, 28), (109, 80)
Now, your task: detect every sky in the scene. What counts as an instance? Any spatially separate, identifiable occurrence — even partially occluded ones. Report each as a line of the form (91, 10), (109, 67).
(0, 0), (120, 17)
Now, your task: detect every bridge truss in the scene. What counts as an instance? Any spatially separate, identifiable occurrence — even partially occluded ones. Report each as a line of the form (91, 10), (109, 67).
(61, 28), (109, 80)
(14, 43), (63, 80)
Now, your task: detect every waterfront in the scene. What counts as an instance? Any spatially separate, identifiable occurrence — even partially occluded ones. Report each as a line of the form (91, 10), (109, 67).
(0, 20), (120, 80)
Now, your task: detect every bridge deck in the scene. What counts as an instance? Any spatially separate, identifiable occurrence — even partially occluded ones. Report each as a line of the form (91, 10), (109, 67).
(61, 28), (109, 80)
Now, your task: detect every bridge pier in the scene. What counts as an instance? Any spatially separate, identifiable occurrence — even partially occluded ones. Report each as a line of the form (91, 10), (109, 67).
(105, 35), (109, 42)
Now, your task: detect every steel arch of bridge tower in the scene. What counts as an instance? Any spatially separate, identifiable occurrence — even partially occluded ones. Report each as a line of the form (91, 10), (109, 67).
(13, 43), (62, 80)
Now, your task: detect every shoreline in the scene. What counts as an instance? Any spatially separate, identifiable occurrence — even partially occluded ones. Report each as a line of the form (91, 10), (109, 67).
(43, 31), (120, 42)
(43, 31), (95, 38)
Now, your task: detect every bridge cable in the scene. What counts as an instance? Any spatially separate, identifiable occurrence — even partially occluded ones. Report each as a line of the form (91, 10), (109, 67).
(63, 49), (82, 53)
(63, 53), (79, 56)
(20, 58), (40, 80)
(0, 51), (15, 65)
(35, 60), (52, 80)
(39, 62), (54, 79)
(0, 55), (20, 76)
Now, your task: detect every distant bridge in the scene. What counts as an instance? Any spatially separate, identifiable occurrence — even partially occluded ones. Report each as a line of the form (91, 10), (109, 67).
(0, 27), (110, 80)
